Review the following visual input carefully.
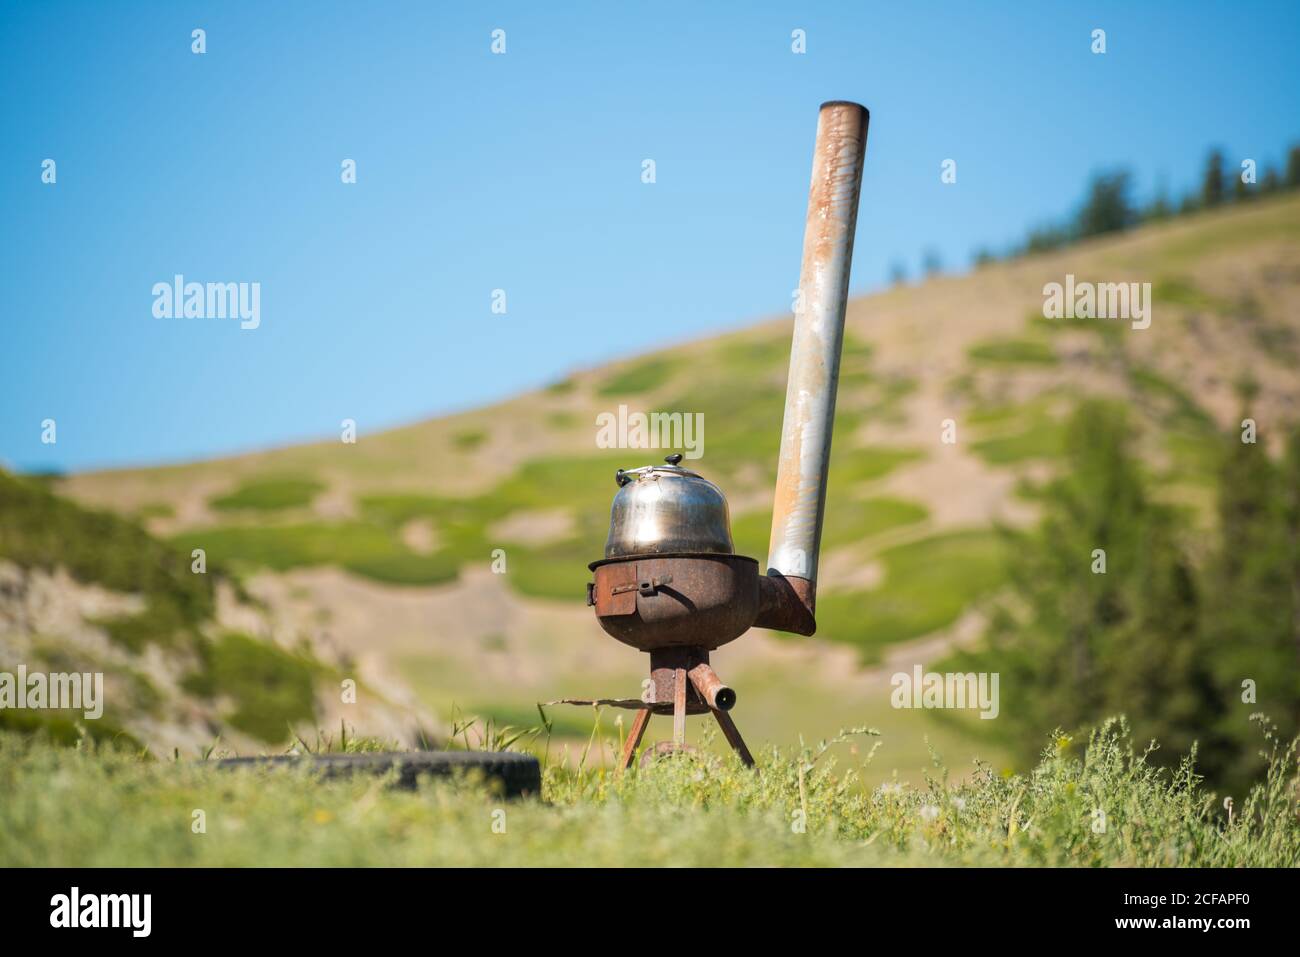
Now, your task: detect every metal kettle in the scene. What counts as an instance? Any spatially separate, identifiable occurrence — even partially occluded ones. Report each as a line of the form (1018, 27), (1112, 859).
(604, 454), (735, 558)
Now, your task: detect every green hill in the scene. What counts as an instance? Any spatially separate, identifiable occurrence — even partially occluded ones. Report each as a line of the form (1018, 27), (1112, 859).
(20, 194), (1300, 778)
(0, 471), (422, 751)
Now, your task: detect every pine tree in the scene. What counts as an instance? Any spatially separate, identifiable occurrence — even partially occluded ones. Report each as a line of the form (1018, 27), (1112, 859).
(1285, 427), (1300, 668)
(1234, 170), (1251, 202)
(1202, 150), (1226, 208)
(1202, 414), (1300, 786)
(1286, 146), (1300, 189)
(1077, 171), (1134, 237)
(984, 401), (1218, 771)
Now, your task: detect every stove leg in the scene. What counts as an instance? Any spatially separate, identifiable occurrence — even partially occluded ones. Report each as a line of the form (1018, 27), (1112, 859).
(619, 707), (652, 772)
(712, 708), (755, 768)
(672, 667), (688, 747)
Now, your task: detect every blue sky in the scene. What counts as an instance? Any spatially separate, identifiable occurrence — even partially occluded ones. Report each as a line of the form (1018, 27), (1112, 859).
(3, 1), (1297, 472)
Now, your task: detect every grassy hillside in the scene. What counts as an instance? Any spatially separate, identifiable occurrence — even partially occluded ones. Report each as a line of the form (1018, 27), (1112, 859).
(30, 193), (1300, 778)
(0, 471), (409, 751)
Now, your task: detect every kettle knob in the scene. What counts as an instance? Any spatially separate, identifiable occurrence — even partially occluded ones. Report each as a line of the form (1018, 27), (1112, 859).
(665, 453), (684, 466)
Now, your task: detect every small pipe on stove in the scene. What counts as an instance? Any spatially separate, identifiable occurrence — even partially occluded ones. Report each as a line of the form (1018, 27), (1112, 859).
(687, 661), (736, 711)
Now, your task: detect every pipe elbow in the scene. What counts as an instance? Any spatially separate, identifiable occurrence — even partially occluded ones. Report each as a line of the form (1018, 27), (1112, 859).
(754, 573), (817, 636)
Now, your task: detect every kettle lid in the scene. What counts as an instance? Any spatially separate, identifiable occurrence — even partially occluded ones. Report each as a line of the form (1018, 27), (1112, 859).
(615, 453), (699, 487)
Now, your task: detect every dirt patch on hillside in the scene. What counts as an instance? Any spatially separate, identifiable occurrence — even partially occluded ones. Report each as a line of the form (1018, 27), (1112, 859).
(400, 518), (439, 554)
(488, 509), (576, 547)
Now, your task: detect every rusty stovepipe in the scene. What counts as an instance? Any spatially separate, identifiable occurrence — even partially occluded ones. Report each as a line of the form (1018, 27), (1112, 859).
(755, 100), (869, 637)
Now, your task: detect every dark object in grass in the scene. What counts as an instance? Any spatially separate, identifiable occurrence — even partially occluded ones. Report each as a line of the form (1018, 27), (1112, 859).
(211, 751), (541, 798)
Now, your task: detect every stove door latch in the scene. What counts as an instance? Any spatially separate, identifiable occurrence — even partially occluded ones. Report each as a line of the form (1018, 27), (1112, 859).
(609, 574), (674, 598)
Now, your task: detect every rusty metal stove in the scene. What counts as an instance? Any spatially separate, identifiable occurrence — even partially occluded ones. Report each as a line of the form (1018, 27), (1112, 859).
(558, 101), (870, 769)
(585, 550), (760, 765)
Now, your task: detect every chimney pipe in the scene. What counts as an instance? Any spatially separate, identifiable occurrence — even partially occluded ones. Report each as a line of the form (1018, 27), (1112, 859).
(759, 100), (869, 636)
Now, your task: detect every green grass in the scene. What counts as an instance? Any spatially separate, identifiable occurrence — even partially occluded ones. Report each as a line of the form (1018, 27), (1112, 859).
(492, 454), (626, 516)
(0, 470), (214, 651)
(729, 511), (773, 559)
(133, 502), (175, 520)
(965, 391), (1078, 468)
(355, 492), (452, 526)
(815, 530), (1006, 658)
(829, 445), (924, 484)
(665, 381), (786, 480)
(505, 539), (597, 601)
(2, 716), (1295, 866)
(187, 454), (628, 594)
(210, 477), (325, 512)
(173, 521), (461, 586)
(965, 393), (1063, 429)
(482, 703), (603, 739)
(823, 496), (929, 548)
(169, 435), (921, 602)
(1029, 307), (1127, 341)
(706, 329), (872, 385)
(1159, 195), (1300, 264)
(711, 333), (794, 374)
(181, 632), (322, 743)
(545, 411), (578, 430)
(0, 473), (338, 744)
(662, 333), (903, 484)
(1153, 275), (1225, 312)
(595, 356), (680, 396)
(967, 338), (1059, 366)
(731, 496), (928, 560)
(343, 552), (460, 586)
(0, 471), (211, 617)
(356, 465), (614, 601)
(153, 323), (909, 602)
(95, 599), (193, 653)
(1127, 365), (1215, 431)
(1162, 431), (1222, 485)
(970, 415), (1067, 465)
(452, 429), (488, 451)
(0, 710), (140, 749)
(175, 522), (396, 571)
